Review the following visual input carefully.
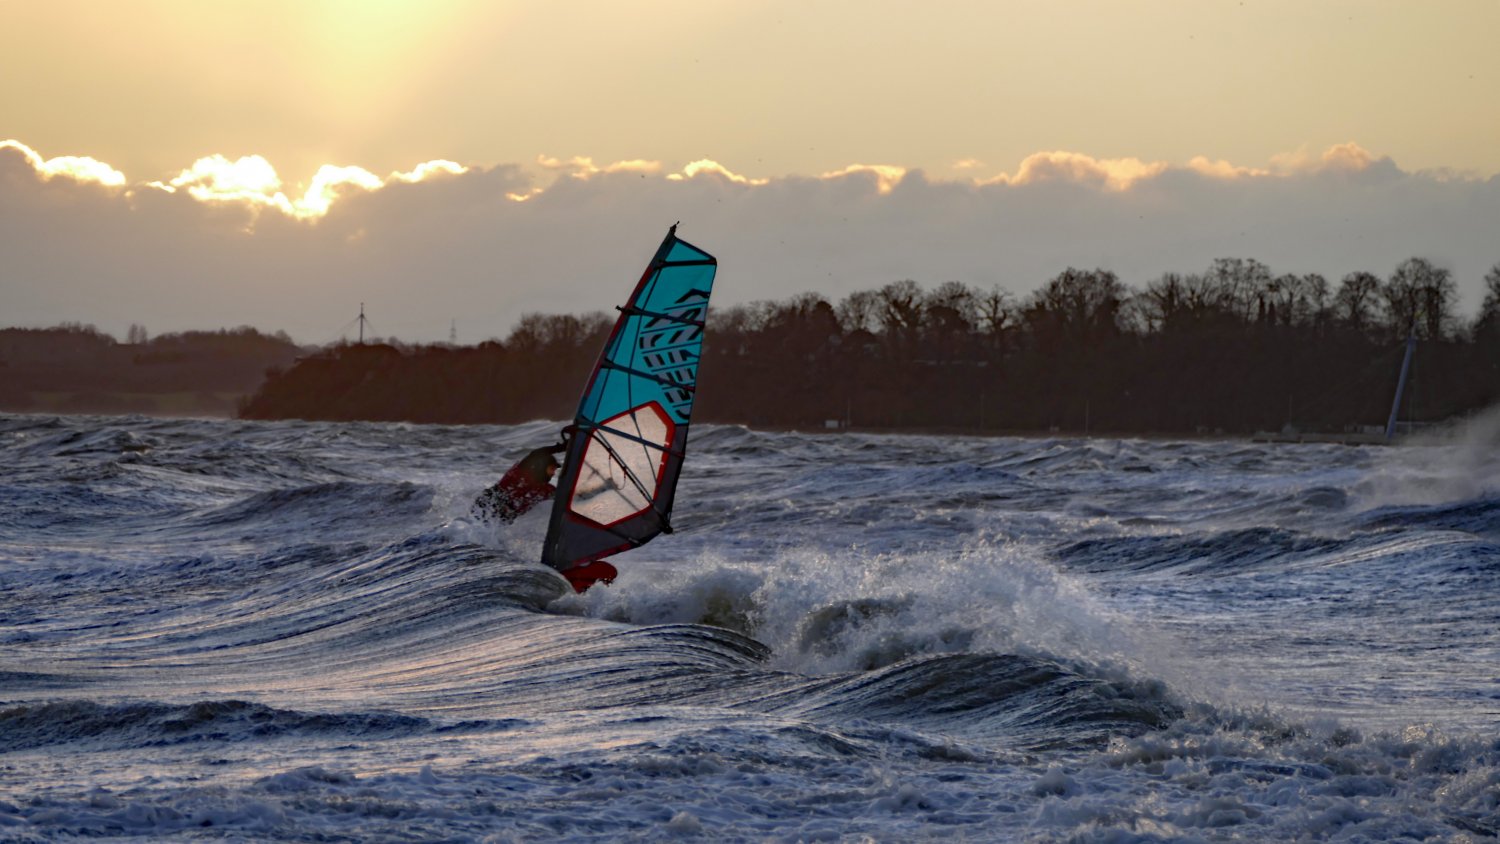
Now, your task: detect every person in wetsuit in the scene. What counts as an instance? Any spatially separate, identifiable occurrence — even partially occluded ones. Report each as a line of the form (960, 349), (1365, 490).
(471, 441), (566, 524)
(470, 428), (621, 591)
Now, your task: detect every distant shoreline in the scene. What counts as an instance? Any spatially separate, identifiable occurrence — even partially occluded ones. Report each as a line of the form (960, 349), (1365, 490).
(0, 325), (302, 420)
(0, 391), (245, 419)
(0, 407), (1410, 449)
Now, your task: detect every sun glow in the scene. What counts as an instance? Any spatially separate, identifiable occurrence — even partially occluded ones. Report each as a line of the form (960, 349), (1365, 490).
(988, 152), (1168, 192)
(297, 165), (384, 217)
(160, 154), (282, 201)
(1186, 156), (1271, 180)
(390, 159), (467, 183)
(146, 154), (466, 220)
(969, 144), (1381, 191)
(818, 164), (907, 194)
(668, 159), (769, 186)
(1268, 142), (1384, 176)
(539, 155), (664, 180)
(4, 136), (1429, 224)
(1, 140), (125, 187)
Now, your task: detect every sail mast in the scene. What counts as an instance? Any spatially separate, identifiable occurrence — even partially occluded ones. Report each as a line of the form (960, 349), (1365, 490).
(1384, 331), (1416, 441)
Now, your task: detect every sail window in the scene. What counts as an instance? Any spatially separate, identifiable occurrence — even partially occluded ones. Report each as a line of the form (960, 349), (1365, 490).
(568, 402), (674, 527)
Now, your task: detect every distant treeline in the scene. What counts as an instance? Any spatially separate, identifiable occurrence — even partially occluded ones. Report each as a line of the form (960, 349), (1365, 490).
(239, 256), (1500, 435)
(0, 324), (302, 416)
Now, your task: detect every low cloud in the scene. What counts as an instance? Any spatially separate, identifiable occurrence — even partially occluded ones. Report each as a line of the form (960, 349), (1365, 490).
(0, 139), (125, 187)
(669, 159), (769, 186)
(1186, 156), (1270, 180)
(1271, 141), (1385, 175)
(988, 151), (1168, 192)
(141, 152), (468, 220)
(389, 160), (466, 183)
(539, 155), (664, 180)
(2, 140), (1496, 344)
(817, 164), (906, 194)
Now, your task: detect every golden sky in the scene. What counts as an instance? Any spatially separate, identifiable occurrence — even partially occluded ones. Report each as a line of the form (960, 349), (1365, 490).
(5, 0), (1498, 186)
(3, 1), (1499, 342)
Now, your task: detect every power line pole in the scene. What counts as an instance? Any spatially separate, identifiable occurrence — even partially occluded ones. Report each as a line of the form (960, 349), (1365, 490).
(358, 303), (368, 345)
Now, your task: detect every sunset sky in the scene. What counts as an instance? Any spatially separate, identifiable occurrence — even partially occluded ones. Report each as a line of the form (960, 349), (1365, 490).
(3, 0), (1498, 343)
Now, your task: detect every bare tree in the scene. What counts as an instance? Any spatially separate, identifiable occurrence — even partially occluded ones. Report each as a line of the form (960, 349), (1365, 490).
(974, 286), (1018, 340)
(1135, 272), (1186, 332)
(835, 290), (880, 334)
(1206, 257), (1272, 321)
(1383, 257), (1454, 339)
(926, 281), (979, 326)
(877, 280), (925, 337)
(1335, 271), (1381, 330)
(1474, 262), (1500, 341)
(772, 292), (835, 322)
(1484, 263), (1500, 316)
(1264, 273), (1324, 327)
(1302, 273), (1331, 327)
(767, 293), (840, 339)
(1265, 274), (1301, 325)
(506, 312), (611, 355)
(1026, 267), (1126, 344)
(1180, 272), (1224, 315)
(923, 281), (977, 341)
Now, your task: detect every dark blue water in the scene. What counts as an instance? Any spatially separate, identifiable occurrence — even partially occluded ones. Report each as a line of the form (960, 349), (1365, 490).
(1, 412), (1497, 840)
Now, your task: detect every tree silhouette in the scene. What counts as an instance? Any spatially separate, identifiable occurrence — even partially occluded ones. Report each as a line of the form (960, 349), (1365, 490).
(1335, 271), (1382, 331)
(232, 254), (1499, 436)
(1384, 257), (1454, 339)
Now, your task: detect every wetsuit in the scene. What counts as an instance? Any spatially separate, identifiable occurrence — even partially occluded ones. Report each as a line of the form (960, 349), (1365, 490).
(471, 446), (561, 523)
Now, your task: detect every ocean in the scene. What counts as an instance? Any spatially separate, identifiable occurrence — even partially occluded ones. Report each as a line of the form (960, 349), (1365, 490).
(1, 412), (1497, 841)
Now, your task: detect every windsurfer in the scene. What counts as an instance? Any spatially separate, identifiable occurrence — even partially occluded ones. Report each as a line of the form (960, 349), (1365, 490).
(472, 435), (568, 523)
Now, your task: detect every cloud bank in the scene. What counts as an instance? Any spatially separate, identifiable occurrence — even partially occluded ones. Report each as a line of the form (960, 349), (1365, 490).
(2, 139), (1496, 344)
(0, 140), (126, 187)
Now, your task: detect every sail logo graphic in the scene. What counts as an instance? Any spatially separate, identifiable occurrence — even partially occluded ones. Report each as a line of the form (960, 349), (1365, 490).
(636, 288), (709, 422)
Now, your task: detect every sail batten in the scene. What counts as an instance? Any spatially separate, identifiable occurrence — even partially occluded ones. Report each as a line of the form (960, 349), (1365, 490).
(598, 360), (698, 391)
(540, 227), (717, 576)
(590, 423), (686, 457)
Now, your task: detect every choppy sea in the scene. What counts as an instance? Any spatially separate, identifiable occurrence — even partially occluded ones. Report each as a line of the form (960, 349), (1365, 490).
(1, 412), (1498, 842)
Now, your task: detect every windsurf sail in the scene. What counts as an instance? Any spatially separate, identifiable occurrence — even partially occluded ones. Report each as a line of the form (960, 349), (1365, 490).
(541, 225), (716, 582)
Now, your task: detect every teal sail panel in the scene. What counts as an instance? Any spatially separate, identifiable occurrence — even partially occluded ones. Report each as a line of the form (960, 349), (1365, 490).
(541, 225), (716, 572)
